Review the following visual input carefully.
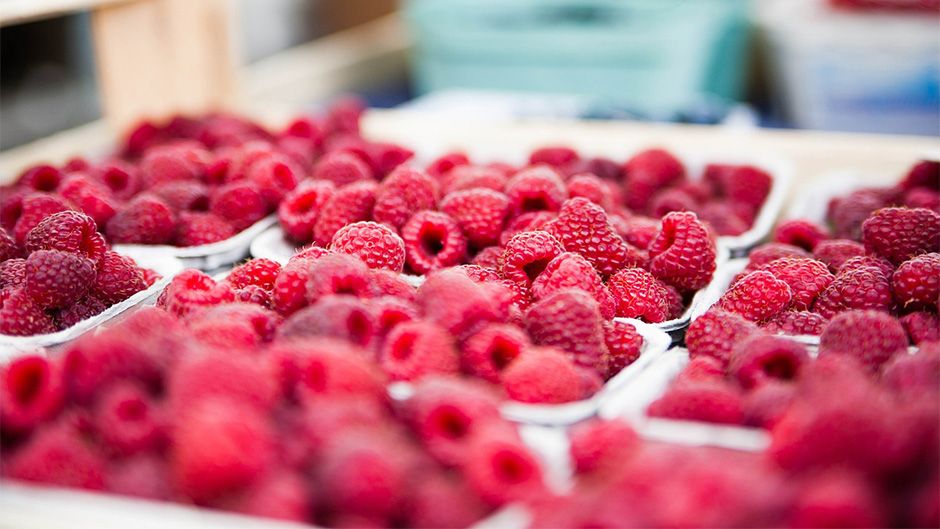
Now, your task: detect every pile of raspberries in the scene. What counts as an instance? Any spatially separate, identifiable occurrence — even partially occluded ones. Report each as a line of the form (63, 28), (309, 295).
(0, 210), (156, 336)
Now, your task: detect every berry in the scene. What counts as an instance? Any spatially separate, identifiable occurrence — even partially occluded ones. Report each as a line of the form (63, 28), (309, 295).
(159, 269), (235, 317)
(547, 198), (642, 275)
(504, 165), (568, 215)
(788, 470), (887, 529)
(762, 310), (828, 336)
(246, 156), (299, 207)
(500, 211), (557, 246)
(209, 182), (268, 232)
(380, 320), (459, 381)
(13, 193), (71, 244)
(882, 345), (940, 397)
(426, 151), (469, 179)
(531, 252), (616, 319)
(499, 230), (564, 290)
(674, 356), (725, 384)
(772, 219), (829, 251)
(445, 165), (507, 194)
(566, 173), (614, 211)
(813, 239), (867, 272)
(648, 379), (744, 425)
(862, 207), (940, 265)
(94, 162), (139, 199)
(107, 195), (177, 245)
(55, 295), (107, 329)
(25, 250), (95, 309)
(717, 271), (792, 322)
(649, 188), (697, 217)
(728, 334), (808, 389)
(524, 288), (608, 371)
(175, 212), (235, 246)
(417, 269), (505, 340)
(0, 227), (20, 261)
(529, 146), (579, 168)
(6, 422), (105, 490)
(306, 253), (375, 302)
(828, 189), (884, 240)
(232, 284), (273, 308)
(837, 255), (894, 278)
(757, 257), (834, 311)
(471, 245), (503, 269)
(277, 179), (335, 244)
(892, 253), (940, 310)
(405, 472), (488, 529)
(569, 419), (639, 475)
(813, 266), (892, 319)
(277, 296), (376, 349)
(0, 355), (63, 436)
(900, 159), (940, 191)
(0, 258), (26, 289)
(150, 180), (209, 212)
(900, 311), (940, 344)
(744, 243), (810, 272)
(622, 148), (685, 211)
(439, 188), (511, 248)
(648, 212), (716, 291)
(275, 338), (385, 403)
(696, 201), (749, 236)
(502, 346), (583, 404)
(685, 309), (759, 365)
(819, 310), (909, 372)
(94, 380), (165, 456)
(17, 164), (63, 192)
(227, 470), (310, 523)
(90, 251), (145, 305)
(139, 144), (207, 186)
(617, 215), (661, 250)
(227, 258), (281, 291)
(330, 221), (406, 272)
(25, 210), (107, 263)
(706, 164), (772, 215)
(373, 166), (437, 230)
(272, 256), (317, 316)
(0, 288), (55, 336)
(603, 320), (644, 379)
(607, 267), (671, 322)
(312, 150), (373, 186)
(460, 323), (530, 383)
(741, 380), (794, 428)
(313, 180), (377, 246)
(401, 211), (467, 274)
(317, 433), (409, 520)
(663, 284), (685, 319)
(370, 270), (416, 301)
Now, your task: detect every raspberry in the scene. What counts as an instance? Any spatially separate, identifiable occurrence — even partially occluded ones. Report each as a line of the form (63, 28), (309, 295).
(828, 189), (885, 240)
(174, 212), (234, 246)
(900, 159), (940, 191)
(705, 164), (772, 215)
(603, 320), (643, 379)
(531, 252), (616, 318)
(272, 257), (317, 316)
(227, 258), (281, 290)
(273, 338), (385, 403)
(569, 419), (640, 475)
(404, 472), (488, 529)
(371, 295), (417, 338)
(400, 211), (467, 274)
(622, 148), (685, 211)
(762, 310), (828, 336)
(0, 258), (25, 290)
(277, 179), (335, 244)
(370, 270), (416, 302)
(246, 155), (299, 207)
(757, 257), (834, 311)
(209, 182), (268, 232)
(23, 210), (106, 263)
(107, 195), (177, 245)
(0, 227), (20, 261)
(882, 344), (939, 397)
(616, 215), (660, 250)
(373, 166), (437, 230)
(457, 263), (502, 283)
(159, 269), (235, 317)
(426, 151), (470, 179)
(93, 380), (165, 457)
(813, 266), (892, 319)
(788, 470), (887, 528)
(17, 164), (63, 192)
(13, 193), (71, 244)
(93, 162), (139, 200)
(278, 295), (376, 349)
(547, 198), (642, 275)
(744, 242), (810, 272)
(717, 271), (792, 322)
(90, 251), (145, 304)
(499, 230), (564, 290)
(648, 212), (717, 291)
(306, 253), (375, 302)
(903, 187), (940, 211)
(439, 188), (511, 248)
(190, 302), (279, 346)
(819, 310), (908, 372)
(837, 254), (895, 278)
(507, 163), (570, 214)
(741, 380), (794, 428)
(728, 334), (808, 389)
(171, 397), (274, 504)
(380, 320), (459, 381)
(58, 175), (117, 227)
(24, 250), (95, 309)
(772, 219), (829, 251)
(313, 180), (377, 246)
(226, 470), (310, 522)
(106, 455), (172, 501)
(55, 295), (107, 329)
(499, 211), (557, 247)
(445, 165), (507, 194)
(649, 188), (697, 217)
(325, 221), (405, 273)
(529, 146), (579, 168)
(417, 269), (504, 340)
(6, 422), (105, 490)
(647, 379), (744, 425)
(150, 180), (209, 212)
(318, 432), (409, 520)
(696, 202), (749, 236)
(685, 309), (759, 365)
(0, 355), (63, 436)
(524, 288), (608, 371)
(462, 424), (547, 507)
(139, 144), (207, 187)
(460, 323), (530, 383)
(892, 252), (940, 310)
(471, 245), (503, 269)
(566, 173), (614, 211)
(900, 311), (940, 344)
(862, 207), (940, 265)
(312, 150), (373, 186)
(674, 355), (725, 384)
(607, 267), (671, 322)
(169, 348), (278, 416)
(663, 284), (685, 319)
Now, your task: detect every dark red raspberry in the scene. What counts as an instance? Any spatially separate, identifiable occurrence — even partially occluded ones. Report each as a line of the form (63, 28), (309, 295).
(13, 193), (71, 244)
(6, 422), (105, 490)
(426, 151), (469, 179)
(827, 189), (885, 240)
(568, 419), (639, 475)
(837, 255), (895, 278)
(622, 148), (685, 211)
(91, 251), (146, 304)
(705, 164), (772, 215)
(246, 155), (299, 207)
(329, 221), (406, 272)
(717, 271), (792, 322)
(607, 267), (670, 322)
(55, 295), (107, 329)
(744, 242), (810, 272)
(209, 182), (268, 232)
(380, 320), (459, 381)
(728, 334), (808, 389)
(0, 355), (63, 436)
(499, 230), (564, 290)
(277, 180), (335, 244)
(107, 195), (177, 245)
(566, 173), (614, 211)
(647, 379), (744, 425)
(524, 288), (608, 371)
(499, 211), (557, 247)
(312, 150), (373, 186)
(306, 253), (375, 302)
(788, 469), (887, 528)
(757, 257), (834, 311)
(696, 201), (750, 236)
(373, 166), (438, 230)
(529, 146), (579, 168)
(813, 266), (892, 319)
(24, 210), (106, 263)
(0, 227), (20, 261)
(150, 180), (209, 212)
(900, 159), (940, 191)
(502, 346), (584, 404)
(277, 296), (376, 349)
(531, 252), (616, 319)
(94, 380), (165, 457)
(892, 252), (940, 310)
(313, 180), (377, 246)
(685, 309), (759, 365)
(273, 256), (317, 316)
(25, 250), (95, 309)
(460, 323), (530, 383)
(227, 258), (281, 291)
(648, 212), (716, 292)
(862, 207), (940, 265)
(401, 211), (467, 274)
(900, 311), (940, 344)
(762, 310), (828, 336)
(603, 320), (643, 379)
(819, 310), (909, 372)
(159, 269), (235, 317)
(547, 198), (642, 275)
(17, 164), (63, 192)
(505, 165), (568, 215)
(649, 188), (697, 218)
(616, 215), (660, 250)
(444, 165), (507, 194)
(439, 188), (511, 248)
(58, 174), (117, 227)
(175, 211), (235, 246)
(773, 219), (829, 251)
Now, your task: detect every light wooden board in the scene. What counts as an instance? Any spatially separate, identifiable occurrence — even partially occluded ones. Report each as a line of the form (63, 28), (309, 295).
(0, 0), (135, 27)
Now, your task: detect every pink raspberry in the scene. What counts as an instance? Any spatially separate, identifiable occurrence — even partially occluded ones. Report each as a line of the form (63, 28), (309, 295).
(819, 310), (908, 372)
(813, 266), (892, 319)
(380, 320), (459, 381)
(648, 379), (744, 425)
(460, 323), (530, 383)
(0, 355), (63, 436)
(499, 230), (564, 290)
(158, 269), (235, 317)
(439, 188), (511, 248)
(139, 143), (208, 187)
(404, 472), (488, 529)
(744, 242), (810, 272)
(568, 419), (640, 475)
(900, 159), (940, 191)
(502, 346), (583, 403)
(372, 166), (438, 231)
(313, 180), (377, 246)
(531, 252), (616, 319)
(547, 198), (643, 275)
(728, 334), (809, 389)
(174, 212), (235, 246)
(881, 344), (939, 397)
(762, 310), (828, 336)
(685, 309), (759, 365)
(24, 210), (107, 263)
(814, 240), (868, 275)
(6, 422), (105, 490)
(717, 271), (792, 322)
(524, 288), (608, 371)
(622, 148), (685, 211)
(862, 207), (940, 265)
(607, 267), (671, 323)
(17, 164), (63, 192)
(306, 253), (375, 302)
(401, 211), (467, 274)
(277, 295), (376, 349)
(93, 162), (139, 200)
(0, 227), (20, 261)
(330, 221), (406, 272)
(461, 424), (546, 507)
(25, 250), (95, 309)
(312, 150), (373, 186)
(227, 258), (281, 291)
(169, 347), (278, 415)
(277, 180), (335, 244)
(93, 380), (165, 457)
(648, 212), (717, 292)
(892, 252), (940, 310)
(209, 182), (268, 232)
(107, 195), (177, 245)
(603, 320), (644, 379)
(245, 156), (299, 208)
(772, 219), (830, 251)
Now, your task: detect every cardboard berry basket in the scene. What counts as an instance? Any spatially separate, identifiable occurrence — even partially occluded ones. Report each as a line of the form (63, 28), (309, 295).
(0, 255), (184, 361)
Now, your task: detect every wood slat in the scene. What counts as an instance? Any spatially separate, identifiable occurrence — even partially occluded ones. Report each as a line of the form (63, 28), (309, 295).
(0, 0), (136, 27)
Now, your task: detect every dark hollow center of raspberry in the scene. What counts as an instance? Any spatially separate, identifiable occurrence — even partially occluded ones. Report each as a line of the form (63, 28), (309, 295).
(420, 228), (445, 257)
(33, 169), (60, 192)
(103, 169), (129, 192)
(431, 406), (470, 440)
(762, 355), (798, 380)
(492, 450), (532, 484)
(292, 193), (319, 215)
(520, 196), (549, 212)
(116, 398), (148, 422)
(272, 164), (294, 188)
(391, 332), (417, 361)
(9, 361), (45, 405)
(346, 311), (373, 346)
(489, 339), (519, 370)
(523, 258), (552, 283)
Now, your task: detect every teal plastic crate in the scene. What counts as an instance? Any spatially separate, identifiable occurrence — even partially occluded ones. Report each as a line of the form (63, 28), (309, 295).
(405, 0), (750, 115)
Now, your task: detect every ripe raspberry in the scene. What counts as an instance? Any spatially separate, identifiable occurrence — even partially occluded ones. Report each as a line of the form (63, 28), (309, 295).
(649, 188), (697, 218)
(404, 472), (488, 529)
(505, 165), (568, 215)
(6, 422), (105, 490)
(17, 164), (63, 192)
(728, 334), (808, 389)
(788, 470), (887, 528)
(272, 338), (385, 403)
(892, 252), (940, 310)
(94, 380), (165, 457)
(169, 347), (278, 415)
(139, 144), (208, 187)
(663, 284), (685, 320)
(373, 166), (437, 230)
(0, 355), (63, 436)
(312, 150), (373, 186)
(603, 320), (643, 379)
(380, 320), (459, 381)
(400, 211), (467, 274)
(741, 379), (794, 429)
(55, 295), (107, 329)
(622, 148), (685, 211)
(417, 269), (504, 340)
(647, 379), (744, 425)
(226, 470), (310, 523)
(813, 266), (892, 319)
(370, 270), (416, 302)
(22, 212), (101, 265)
(159, 269), (235, 317)
(328, 221), (406, 273)
(566, 173), (613, 211)
(762, 310), (828, 336)
(648, 212), (717, 291)
(745, 243), (810, 272)
(685, 309), (759, 365)
(364, 142), (415, 177)
(569, 419), (640, 475)
(529, 146), (579, 168)
(706, 164), (772, 214)
(231, 284), (272, 308)
(58, 174), (117, 227)
(828, 189), (885, 240)
(547, 198), (642, 275)
(717, 271), (792, 322)
(444, 164), (507, 194)
(0, 227), (20, 261)
(107, 195), (177, 245)
(462, 424), (546, 507)
(900, 159), (940, 191)
(174, 212), (235, 246)
(862, 207), (940, 265)
(25, 250), (95, 309)
(277, 296), (376, 349)
(0, 288), (54, 335)
(272, 256), (317, 316)
(209, 182), (268, 232)
(607, 267), (671, 322)
(903, 187), (940, 211)
(227, 258), (281, 291)
(306, 253), (375, 302)
(93, 161), (139, 200)
(502, 346), (583, 403)
(882, 344), (939, 397)
(246, 156), (299, 207)
(471, 245), (503, 269)
(149, 180), (209, 212)
(837, 255), (895, 278)
(277, 179), (335, 244)
(13, 193), (71, 244)
(439, 188), (511, 248)
(317, 432), (409, 520)
(531, 252), (616, 318)
(524, 288), (608, 371)
(773, 219), (829, 251)
(900, 311), (940, 344)
(313, 180), (377, 246)
(499, 210), (557, 247)
(426, 151), (469, 179)
(674, 355), (725, 384)
(819, 310), (908, 372)
(90, 251), (146, 304)
(460, 323), (530, 383)
(696, 202), (750, 237)
(500, 230), (564, 290)
(757, 257), (834, 311)
(457, 263), (502, 283)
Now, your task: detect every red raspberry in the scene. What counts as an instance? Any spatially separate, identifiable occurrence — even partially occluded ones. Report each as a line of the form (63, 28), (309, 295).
(139, 144), (207, 187)
(728, 334), (808, 389)
(159, 269), (235, 317)
(505, 165), (568, 215)
(93, 162), (139, 200)
(828, 189), (885, 240)
(426, 151), (469, 179)
(547, 198), (642, 275)
(306, 253), (375, 302)
(444, 165), (507, 194)
(328, 221), (406, 272)
(209, 182), (268, 232)
(502, 346), (583, 404)
(370, 270), (416, 302)
(607, 267), (671, 322)
(226, 470), (310, 523)
(175, 211), (235, 246)
(648, 212), (717, 292)
(439, 188), (511, 248)
(741, 379), (794, 428)
(107, 195), (177, 245)
(93, 380), (165, 457)
(313, 180), (377, 246)
(58, 174), (117, 227)
(471, 245), (503, 269)
(457, 263), (502, 283)
(892, 252), (940, 310)
(663, 284), (685, 319)
(862, 207), (940, 265)
(462, 424), (547, 507)
(882, 344), (939, 397)
(499, 210), (557, 246)
(373, 166), (437, 230)
(568, 419), (640, 475)
(616, 215), (660, 250)
(246, 155), (299, 207)
(318, 432), (409, 520)
(674, 355), (725, 384)
(762, 310), (828, 336)
(272, 256), (317, 316)
(757, 257), (834, 311)
(705, 164), (772, 215)
(404, 472), (487, 529)
(788, 470), (887, 528)
(524, 288), (608, 371)
(900, 159), (940, 191)
(312, 150), (373, 186)
(813, 266), (892, 319)
(900, 311), (940, 344)
(400, 211), (467, 274)
(364, 142), (416, 177)
(232, 284), (272, 308)
(460, 323), (530, 383)
(574, 156), (622, 180)
(566, 173), (613, 211)
(150, 180), (209, 212)
(685, 309), (759, 365)
(647, 379), (744, 425)
(277, 179), (335, 244)
(819, 310), (908, 372)
(169, 347), (278, 415)
(772, 219), (830, 251)
(24, 210), (107, 263)
(837, 254), (895, 277)
(696, 202), (749, 236)
(277, 296), (376, 349)
(25, 250), (95, 309)
(17, 164), (63, 192)
(529, 146), (579, 168)
(55, 295), (107, 329)
(500, 230), (564, 290)
(903, 187), (940, 211)
(603, 320), (644, 379)
(649, 188), (698, 217)
(380, 320), (459, 381)
(622, 148), (685, 211)
(91, 251), (146, 304)
(717, 271), (792, 322)
(744, 242), (810, 272)
(13, 193), (71, 244)
(417, 269), (504, 338)
(0, 227), (20, 261)
(530, 252), (615, 318)
(104, 455), (170, 501)
(6, 422), (105, 490)
(0, 355), (63, 436)
(227, 258), (281, 291)
(272, 338), (385, 404)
